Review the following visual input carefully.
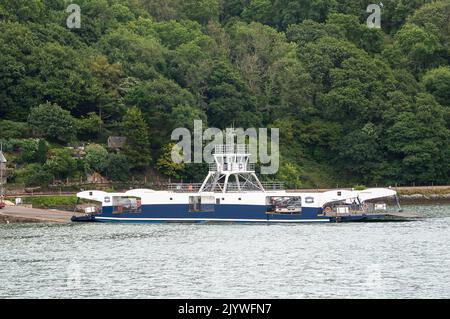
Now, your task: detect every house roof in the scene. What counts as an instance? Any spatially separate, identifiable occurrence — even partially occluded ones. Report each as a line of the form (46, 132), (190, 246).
(107, 136), (127, 149)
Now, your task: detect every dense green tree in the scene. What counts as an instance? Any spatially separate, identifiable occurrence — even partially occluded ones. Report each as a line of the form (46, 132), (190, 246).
(320, 55), (395, 124)
(0, 21), (38, 119)
(382, 0), (434, 34)
(394, 23), (445, 75)
(150, 19), (204, 49)
(228, 21), (296, 96)
(407, 0), (450, 47)
(105, 153), (131, 181)
(422, 66), (450, 107)
(35, 139), (48, 164)
(221, 0), (247, 21)
(0, 121), (28, 139)
(335, 123), (382, 183)
(205, 60), (259, 128)
(140, 0), (179, 21)
(241, 0), (272, 25)
(286, 19), (342, 47)
(265, 57), (314, 121)
(44, 148), (77, 179)
(76, 112), (104, 141)
(12, 139), (40, 164)
(271, 0), (338, 29)
(67, 0), (123, 44)
(326, 13), (384, 53)
(299, 36), (361, 88)
(169, 105), (207, 131)
(98, 27), (166, 79)
(0, 0), (46, 23)
(386, 94), (450, 183)
(89, 55), (124, 122)
(28, 102), (77, 143)
(179, 0), (220, 25)
(275, 162), (302, 189)
(24, 164), (53, 187)
(24, 42), (96, 111)
(124, 77), (197, 148)
(156, 143), (185, 179)
(84, 144), (109, 173)
(122, 107), (152, 170)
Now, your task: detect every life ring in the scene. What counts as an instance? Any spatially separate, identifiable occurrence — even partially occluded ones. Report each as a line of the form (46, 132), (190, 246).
(323, 206), (332, 214)
(363, 203), (369, 210)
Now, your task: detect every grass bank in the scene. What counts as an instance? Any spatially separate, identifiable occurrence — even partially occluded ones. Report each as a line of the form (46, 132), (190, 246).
(21, 195), (77, 209)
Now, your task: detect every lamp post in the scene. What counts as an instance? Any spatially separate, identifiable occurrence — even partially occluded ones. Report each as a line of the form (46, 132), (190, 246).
(0, 143), (6, 207)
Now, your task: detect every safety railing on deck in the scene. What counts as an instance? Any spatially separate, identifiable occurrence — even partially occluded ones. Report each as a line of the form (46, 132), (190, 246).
(168, 183), (203, 192)
(261, 182), (285, 190)
(214, 144), (250, 154)
(208, 163), (256, 172)
(168, 181), (284, 192)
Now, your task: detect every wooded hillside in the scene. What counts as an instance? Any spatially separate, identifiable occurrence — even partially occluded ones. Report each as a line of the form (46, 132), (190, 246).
(0, 0), (449, 188)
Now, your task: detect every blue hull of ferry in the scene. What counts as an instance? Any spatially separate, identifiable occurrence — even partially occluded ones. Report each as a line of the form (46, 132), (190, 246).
(98, 204), (328, 223)
(71, 204), (389, 223)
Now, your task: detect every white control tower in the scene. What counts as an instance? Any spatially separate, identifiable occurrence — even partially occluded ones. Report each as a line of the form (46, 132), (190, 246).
(199, 144), (265, 193)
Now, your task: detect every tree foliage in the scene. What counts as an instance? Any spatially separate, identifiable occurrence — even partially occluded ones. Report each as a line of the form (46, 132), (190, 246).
(122, 106), (152, 170)
(27, 102), (76, 143)
(0, 1), (449, 186)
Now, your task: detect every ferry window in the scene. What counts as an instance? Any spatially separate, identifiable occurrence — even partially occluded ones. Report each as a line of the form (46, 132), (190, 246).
(170, 198), (173, 200)
(189, 196), (215, 212)
(104, 197), (110, 203)
(112, 196), (141, 214)
(216, 198), (220, 204)
(265, 196), (302, 214)
(89, 191), (93, 196)
(305, 197), (314, 204)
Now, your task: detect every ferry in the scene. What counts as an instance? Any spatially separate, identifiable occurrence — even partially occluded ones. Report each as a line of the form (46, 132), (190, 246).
(72, 144), (407, 223)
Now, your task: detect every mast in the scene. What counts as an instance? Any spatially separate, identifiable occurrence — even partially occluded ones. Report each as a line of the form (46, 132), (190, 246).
(199, 144), (265, 193)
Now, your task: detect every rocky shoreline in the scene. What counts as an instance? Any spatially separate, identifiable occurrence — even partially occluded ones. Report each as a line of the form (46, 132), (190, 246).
(395, 186), (450, 204)
(398, 194), (450, 204)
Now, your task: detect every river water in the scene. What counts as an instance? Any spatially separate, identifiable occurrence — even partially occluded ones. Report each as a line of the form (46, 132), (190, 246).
(0, 204), (449, 298)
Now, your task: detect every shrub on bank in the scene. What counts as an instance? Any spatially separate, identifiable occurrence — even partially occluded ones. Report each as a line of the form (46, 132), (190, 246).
(22, 195), (77, 209)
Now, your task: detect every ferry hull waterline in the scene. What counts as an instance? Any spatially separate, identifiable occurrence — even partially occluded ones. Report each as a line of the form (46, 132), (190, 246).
(74, 203), (332, 223)
(72, 144), (411, 224)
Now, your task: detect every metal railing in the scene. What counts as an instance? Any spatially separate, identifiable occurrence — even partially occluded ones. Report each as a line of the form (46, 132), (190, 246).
(206, 182), (284, 191)
(261, 182), (285, 190)
(208, 163), (256, 172)
(168, 183), (203, 192)
(167, 181), (284, 192)
(214, 144), (250, 154)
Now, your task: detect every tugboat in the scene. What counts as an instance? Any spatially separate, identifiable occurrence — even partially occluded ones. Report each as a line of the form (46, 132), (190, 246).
(72, 144), (410, 223)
